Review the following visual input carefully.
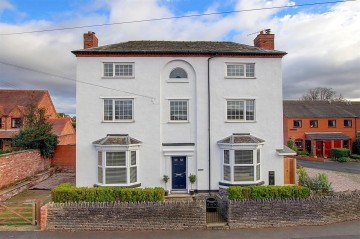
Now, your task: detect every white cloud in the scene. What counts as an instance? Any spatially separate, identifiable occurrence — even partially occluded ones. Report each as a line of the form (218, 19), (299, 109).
(0, 0), (14, 13)
(0, 0), (359, 115)
(277, 0), (360, 99)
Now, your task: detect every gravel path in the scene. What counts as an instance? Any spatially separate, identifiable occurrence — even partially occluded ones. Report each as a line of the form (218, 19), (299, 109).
(305, 167), (360, 192)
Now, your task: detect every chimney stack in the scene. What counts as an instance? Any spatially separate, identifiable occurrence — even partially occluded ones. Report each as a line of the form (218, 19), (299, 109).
(83, 31), (98, 49)
(254, 29), (274, 50)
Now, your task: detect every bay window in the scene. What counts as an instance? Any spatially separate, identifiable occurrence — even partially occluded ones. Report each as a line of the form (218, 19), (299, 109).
(218, 133), (264, 185)
(93, 134), (142, 187)
(97, 150), (139, 186)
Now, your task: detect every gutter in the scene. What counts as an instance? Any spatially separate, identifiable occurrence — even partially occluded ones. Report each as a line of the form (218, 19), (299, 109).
(207, 55), (217, 193)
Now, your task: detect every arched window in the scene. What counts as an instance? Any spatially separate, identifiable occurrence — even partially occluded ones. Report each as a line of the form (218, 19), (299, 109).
(169, 68), (188, 79)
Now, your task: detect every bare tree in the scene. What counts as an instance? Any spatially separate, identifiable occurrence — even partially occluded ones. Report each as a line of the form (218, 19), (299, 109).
(300, 87), (345, 101)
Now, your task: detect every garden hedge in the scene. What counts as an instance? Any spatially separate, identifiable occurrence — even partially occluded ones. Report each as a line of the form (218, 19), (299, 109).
(227, 185), (310, 200)
(330, 148), (350, 159)
(51, 183), (165, 203)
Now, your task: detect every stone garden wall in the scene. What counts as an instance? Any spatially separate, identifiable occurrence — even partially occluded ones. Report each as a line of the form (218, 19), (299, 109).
(226, 190), (360, 229)
(41, 200), (206, 231)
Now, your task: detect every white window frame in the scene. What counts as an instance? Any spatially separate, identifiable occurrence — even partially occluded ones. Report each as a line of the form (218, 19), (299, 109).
(102, 62), (135, 78)
(11, 118), (22, 128)
(102, 98), (134, 122)
(169, 99), (189, 122)
(97, 150), (139, 186)
(226, 99), (255, 122)
(344, 119), (352, 127)
(220, 147), (262, 184)
(293, 120), (302, 128)
(223, 150), (231, 181)
(225, 63), (255, 78)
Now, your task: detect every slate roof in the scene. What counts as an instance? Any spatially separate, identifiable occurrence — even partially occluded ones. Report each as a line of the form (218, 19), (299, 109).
(218, 133), (265, 144)
(93, 134), (142, 145)
(283, 100), (360, 118)
(305, 133), (351, 140)
(0, 90), (47, 116)
(72, 41), (286, 56)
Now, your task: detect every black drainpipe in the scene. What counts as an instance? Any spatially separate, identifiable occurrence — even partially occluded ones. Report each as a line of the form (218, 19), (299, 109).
(207, 55), (217, 193)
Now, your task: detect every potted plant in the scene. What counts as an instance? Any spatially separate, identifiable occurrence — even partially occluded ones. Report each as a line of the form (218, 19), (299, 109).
(162, 175), (169, 196)
(188, 174), (196, 195)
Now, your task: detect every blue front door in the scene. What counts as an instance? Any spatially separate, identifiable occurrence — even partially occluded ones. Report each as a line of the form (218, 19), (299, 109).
(172, 157), (186, 190)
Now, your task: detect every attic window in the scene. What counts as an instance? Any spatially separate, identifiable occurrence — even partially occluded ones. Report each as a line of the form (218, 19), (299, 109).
(169, 68), (188, 79)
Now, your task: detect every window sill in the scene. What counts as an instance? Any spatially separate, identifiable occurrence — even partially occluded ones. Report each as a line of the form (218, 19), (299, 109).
(102, 120), (135, 123)
(225, 120), (256, 123)
(219, 180), (264, 187)
(94, 183), (141, 188)
(224, 77), (256, 80)
(101, 76), (135, 79)
(167, 79), (189, 83)
(168, 121), (190, 124)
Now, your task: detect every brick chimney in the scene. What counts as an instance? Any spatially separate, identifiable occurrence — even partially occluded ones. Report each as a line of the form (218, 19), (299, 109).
(254, 29), (274, 50)
(83, 31), (98, 49)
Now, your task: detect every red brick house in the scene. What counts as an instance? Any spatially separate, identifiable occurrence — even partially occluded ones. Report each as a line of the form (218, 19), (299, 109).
(0, 89), (76, 150)
(283, 100), (360, 157)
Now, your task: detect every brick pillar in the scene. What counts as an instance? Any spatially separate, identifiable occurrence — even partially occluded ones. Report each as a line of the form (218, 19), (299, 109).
(40, 205), (48, 230)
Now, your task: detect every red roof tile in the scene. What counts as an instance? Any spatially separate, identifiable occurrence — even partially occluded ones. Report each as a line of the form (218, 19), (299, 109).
(48, 118), (74, 136)
(0, 90), (48, 116)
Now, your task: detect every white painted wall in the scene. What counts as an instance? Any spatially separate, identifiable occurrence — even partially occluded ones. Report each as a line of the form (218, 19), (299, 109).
(76, 54), (285, 189)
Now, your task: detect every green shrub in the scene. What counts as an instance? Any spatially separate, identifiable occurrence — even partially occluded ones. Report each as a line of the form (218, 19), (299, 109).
(227, 185), (310, 200)
(297, 150), (309, 156)
(0, 149), (12, 155)
(353, 138), (360, 155)
(336, 157), (350, 163)
(350, 154), (360, 160)
(297, 168), (332, 194)
(330, 148), (350, 159)
(51, 183), (165, 203)
(287, 139), (297, 151)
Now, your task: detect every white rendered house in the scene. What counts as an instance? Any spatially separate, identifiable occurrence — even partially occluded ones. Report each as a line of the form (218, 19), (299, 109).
(73, 31), (294, 192)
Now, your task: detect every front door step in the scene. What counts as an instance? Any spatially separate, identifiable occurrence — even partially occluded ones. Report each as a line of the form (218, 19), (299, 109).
(207, 222), (229, 230)
(165, 193), (193, 202)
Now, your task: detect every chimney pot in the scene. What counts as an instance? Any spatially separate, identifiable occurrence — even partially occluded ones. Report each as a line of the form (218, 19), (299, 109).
(83, 31), (98, 49)
(254, 29), (275, 50)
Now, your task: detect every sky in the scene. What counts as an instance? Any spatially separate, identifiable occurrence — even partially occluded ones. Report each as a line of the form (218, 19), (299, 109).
(0, 0), (359, 115)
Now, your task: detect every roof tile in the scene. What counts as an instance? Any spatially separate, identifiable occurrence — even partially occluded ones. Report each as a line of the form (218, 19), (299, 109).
(73, 40), (286, 55)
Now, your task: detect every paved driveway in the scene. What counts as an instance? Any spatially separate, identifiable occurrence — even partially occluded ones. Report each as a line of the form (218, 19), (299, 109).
(297, 159), (360, 174)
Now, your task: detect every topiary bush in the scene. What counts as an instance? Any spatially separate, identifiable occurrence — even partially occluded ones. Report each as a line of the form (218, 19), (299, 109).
(227, 185), (310, 200)
(51, 183), (165, 203)
(330, 148), (350, 160)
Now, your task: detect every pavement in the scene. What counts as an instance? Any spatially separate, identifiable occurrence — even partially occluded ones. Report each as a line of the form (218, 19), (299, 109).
(297, 159), (360, 174)
(1, 220), (360, 239)
(30, 173), (75, 190)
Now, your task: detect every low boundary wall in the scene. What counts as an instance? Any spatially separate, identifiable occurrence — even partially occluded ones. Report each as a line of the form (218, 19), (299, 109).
(0, 150), (50, 189)
(41, 200), (206, 231)
(40, 191), (360, 231)
(225, 191), (360, 229)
